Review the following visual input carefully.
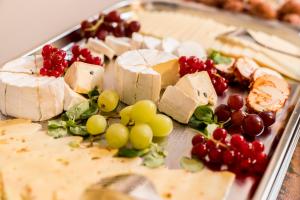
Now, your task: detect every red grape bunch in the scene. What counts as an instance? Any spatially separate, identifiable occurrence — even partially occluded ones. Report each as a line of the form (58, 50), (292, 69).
(81, 10), (141, 40)
(178, 56), (228, 96)
(69, 45), (102, 66)
(191, 128), (268, 175)
(214, 94), (276, 137)
(40, 45), (68, 77)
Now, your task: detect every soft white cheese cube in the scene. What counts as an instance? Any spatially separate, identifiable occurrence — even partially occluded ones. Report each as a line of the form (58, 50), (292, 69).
(64, 62), (104, 94)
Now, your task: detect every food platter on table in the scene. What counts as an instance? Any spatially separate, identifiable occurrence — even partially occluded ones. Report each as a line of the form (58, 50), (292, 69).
(1, 0), (300, 200)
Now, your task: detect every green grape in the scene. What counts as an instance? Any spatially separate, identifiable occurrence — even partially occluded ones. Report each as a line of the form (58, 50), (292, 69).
(130, 100), (157, 123)
(148, 114), (173, 137)
(86, 115), (107, 135)
(105, 123), (129, 149)
(98, 90), (119, 112)
(130, 123), (153, 150)
(120, 105), (133, 125)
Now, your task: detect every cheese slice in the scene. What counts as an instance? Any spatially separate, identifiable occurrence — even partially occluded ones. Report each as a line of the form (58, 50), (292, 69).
(160, 37), (180, 53)
(0, 56), (42, 74)
(86, 38), (115, 59)
(176, 41), (206, 59)
(176, 71), (217, 106)
(131, 32), (144, 49)
(142, 36), (161, 49)
(63, 83), (87, 111)
(158, 86), (198, 124)
(64, 61), (104, 94)
(105, 36), (132, 56)
(115, 49), (178, 105)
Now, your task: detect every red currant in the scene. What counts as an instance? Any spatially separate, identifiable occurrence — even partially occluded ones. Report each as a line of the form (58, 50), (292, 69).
(230, 134), (245, 149)
(42, 45), (52, 58)
(192, 134), (205, 146)
(80, 48), (91, 58)
(191, 143), (208, 159)
(206, 139), (216, 151)
(40, 68), (48, 76)
(213, 128), (227, 141)
(222, 150), (235, 165)
(252, 140), (264, 154)
(209, 148), (222, 163)
(72, 45), (81, 56)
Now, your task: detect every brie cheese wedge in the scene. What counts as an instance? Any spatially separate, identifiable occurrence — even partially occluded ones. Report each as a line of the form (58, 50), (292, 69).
(64, 61), (104, 94)
(1, 55), (42, 74)
(115, 49), (178, 105)
(131, 32), (144, 49)
(64, 83), (87, 111)
(158, 86), (199, 124)
(158, 71), (217, 124)
(0, 72), (65, 121)
(176, 41), (206, 59)
(105, 35), (132, 56)
(160, 37), (180, 53)
(142, 36), (161, 49)
(86, 37), (115, 59)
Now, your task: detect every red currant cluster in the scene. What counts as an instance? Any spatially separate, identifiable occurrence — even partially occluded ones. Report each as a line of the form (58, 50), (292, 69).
(191, 129), (268, 175)
(178, 56), (228, 96)
(81, 10), (141, 40)
(214, 94), (276, 137)
(69, 45), (102, 66)
(40, 45), (68, 77)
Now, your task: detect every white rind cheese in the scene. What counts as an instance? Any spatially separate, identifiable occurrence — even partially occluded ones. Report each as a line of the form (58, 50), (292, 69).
(158, 86), (198, 124)
(63, 83), (87, 111)
(142, 36), (161, 49)
(159, 71), (217, 124)
(176, 41), (206, 59)
(86, 37), (115, 59)
(160, 37), (180, 53)
(115, 49), (179, 105)
(105, 36), (132, 56)
(64, 61), (104, 94)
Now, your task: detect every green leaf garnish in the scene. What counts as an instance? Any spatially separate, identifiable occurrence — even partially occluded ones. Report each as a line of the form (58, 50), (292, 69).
(194, 105), (214, 123)
(209, 51), (232, 65)
(69, 126), (89, 136)
(47, 127), (68, 138)
(180, 157), (204, 172)
(66, 101), (90, 121)
(117, 148), (149, 158)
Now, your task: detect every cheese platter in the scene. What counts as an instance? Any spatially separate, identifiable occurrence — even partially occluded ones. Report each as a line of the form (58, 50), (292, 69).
(1, 0), (300, 200)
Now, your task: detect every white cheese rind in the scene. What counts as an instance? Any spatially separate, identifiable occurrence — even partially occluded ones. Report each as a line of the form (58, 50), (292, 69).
(105, 36), (132, 56)
(160, 37), (180, 53)
(64, 62), (104, 94)
(176, 71), (217, 106)
(142, 36), (161, 50)
(1, 56), (43, 74)
(176, 41), (206, 59)
(158, 86), (198, 124)
(63, 82), (87, 111)
(86, 38), (115, 59)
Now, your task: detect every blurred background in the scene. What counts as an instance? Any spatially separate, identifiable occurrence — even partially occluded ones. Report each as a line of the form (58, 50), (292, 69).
(0, 0), (120, 65)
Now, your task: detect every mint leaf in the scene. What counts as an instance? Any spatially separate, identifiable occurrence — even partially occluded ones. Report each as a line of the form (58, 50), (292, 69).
(209, 51), (232, 65)
(180, 157), (204, 172)
(88, 87), (100, 99)
(66, 101), (90, 121)
(48, 119), (67, 129)
(69, 126), (89, 136)
(80, 101), (99, 120)
(142, 143), (167, 168)
(194, 105), (214, 123)
(117, 148), (149, 158)
(48, 128), (68, 138)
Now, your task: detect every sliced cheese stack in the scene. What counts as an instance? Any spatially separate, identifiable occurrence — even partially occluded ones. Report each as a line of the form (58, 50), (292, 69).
(64, 61), (104, 94)
(115, 49), (179, 105)
(0, 57), (87, 121)
(159, 71), (217, 124)
(137, 10), (235, 49)
(247, 75), (289, 113)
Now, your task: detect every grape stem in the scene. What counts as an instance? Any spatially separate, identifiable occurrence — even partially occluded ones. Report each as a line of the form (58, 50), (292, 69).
(196, 131), (228, 149)
(85, 17), (104, 32)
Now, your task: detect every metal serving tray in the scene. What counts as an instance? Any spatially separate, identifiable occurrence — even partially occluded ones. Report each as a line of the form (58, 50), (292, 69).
(1, 0), (300, 199)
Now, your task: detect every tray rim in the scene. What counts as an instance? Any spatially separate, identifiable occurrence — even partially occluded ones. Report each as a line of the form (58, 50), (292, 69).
(15, 0), (300, 199)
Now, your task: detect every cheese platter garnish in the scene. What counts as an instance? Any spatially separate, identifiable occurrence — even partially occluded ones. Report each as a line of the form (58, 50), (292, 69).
(1, 1), (300, 199)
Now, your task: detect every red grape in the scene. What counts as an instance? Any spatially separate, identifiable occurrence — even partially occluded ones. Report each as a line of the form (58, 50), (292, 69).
(113, 23), (126, 37)
(213, 128), (227, 141)
(227, 94), (244, 110)
(192, 134), (205, 146)
(104, 10), (121, 22)
(231, 110), (246, 126)
(259, 111), (276, 127)
(128, 21), (141, 32)
(191, 143), (208, 159)
(96, 29), (108, 40)
(242, 114), (264, 136)
(215, 104), (231, 122)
